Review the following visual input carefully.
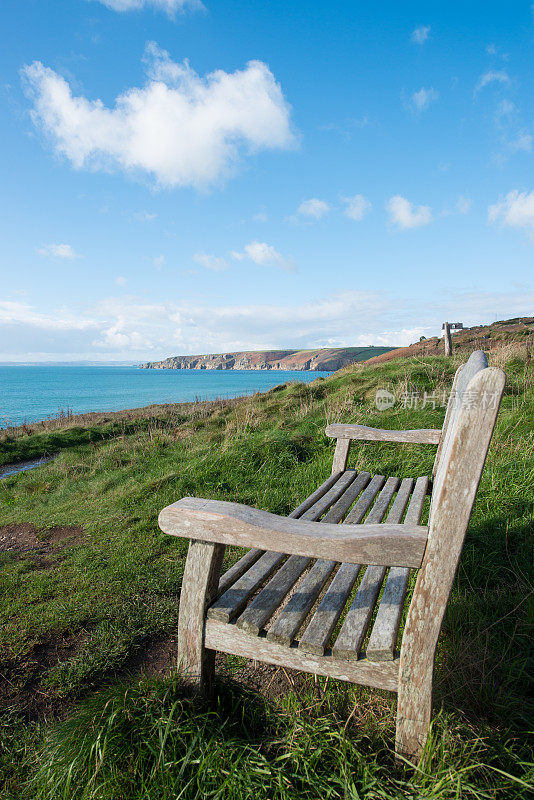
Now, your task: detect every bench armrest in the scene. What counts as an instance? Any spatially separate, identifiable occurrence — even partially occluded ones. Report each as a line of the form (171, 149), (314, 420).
(159, 497), (428, 568)
(325, 424), (442, 444)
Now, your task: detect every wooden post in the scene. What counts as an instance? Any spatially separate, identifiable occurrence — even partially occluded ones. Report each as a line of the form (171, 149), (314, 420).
(443, 322), (452, 356)
(177, 539), (225, 694)
(331, 438), (351, 473)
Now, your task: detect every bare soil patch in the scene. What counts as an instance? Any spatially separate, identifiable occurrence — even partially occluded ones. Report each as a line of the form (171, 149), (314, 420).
(0, 523), (85, 558)
(125, 634), (315, 701)
(1, 631), (90, 720)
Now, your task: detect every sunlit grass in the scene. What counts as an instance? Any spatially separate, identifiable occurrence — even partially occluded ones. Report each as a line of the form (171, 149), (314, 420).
(0, 346), (532, 798)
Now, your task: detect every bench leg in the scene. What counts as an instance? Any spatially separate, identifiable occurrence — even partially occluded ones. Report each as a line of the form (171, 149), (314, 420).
(395, 666), (433, 763)
(177, 539), (225, 695)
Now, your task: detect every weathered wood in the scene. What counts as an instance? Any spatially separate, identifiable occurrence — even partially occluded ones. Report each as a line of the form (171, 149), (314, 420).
(332, 478), (400, 660)
(433, 351), (488, 504)
(321, 471), (371, 523)
(344, 474), (386, 523)
(213, 471), (358, 632)
(208, 550), (286, 623)
(205, 618), (399, 692)
(366, 476), (428, 662)
(217, 472), (344, 597)
(432, 365), (462, 478)
(365, 476), (400, 524)
(266, 558), (337, 646)
(443, 322), (452, 356)
(289, 472), (343, 518)
(298, 562), (362, 655)
(299, 470), (358, 520)
(162, 350), (505, 764)
(217, 548), (264, 597)
(177, 540), (225, 692)
(159, 497), (428, 568)
(236, 555), (311, 635)
(332, 437), (351, 473)
(332, 565), (387, 660)
(383, 478), (415, 525)
(325, 425), (442, 444)
(404, 476), (429, 526)
(396, 367), (505, 762)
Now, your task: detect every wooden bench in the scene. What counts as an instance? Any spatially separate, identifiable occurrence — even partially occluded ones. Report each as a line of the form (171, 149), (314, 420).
(158, 351), (505, 761)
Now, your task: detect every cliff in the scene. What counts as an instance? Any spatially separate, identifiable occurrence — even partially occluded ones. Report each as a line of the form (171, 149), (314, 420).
(140, 346), (394, 372)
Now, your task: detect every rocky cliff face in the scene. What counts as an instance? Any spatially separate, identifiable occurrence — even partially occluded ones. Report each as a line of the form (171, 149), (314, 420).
(140, 347), (394, 372)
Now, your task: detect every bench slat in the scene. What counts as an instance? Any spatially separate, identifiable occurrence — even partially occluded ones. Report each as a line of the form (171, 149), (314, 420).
(217, 548), (264, 597)
(208, 550), (287, 623)
(266, 558), (337, 646)
(298, 469), (358, 520)
(298, 562), (362, 655)
(332, 478), (401, 660)
(366, 476), (429, 661)
(298, 474), (401, 656)
(289, 471), (345, 519)
(216, 471), (346, 598)
(321, 471), (372, 523)
(365, 476), (401, 524)
(211, 470), (357, 624)
(266, 472), (375, 648)
(236, 554), (312, 635)
(344, 474), (386, 523)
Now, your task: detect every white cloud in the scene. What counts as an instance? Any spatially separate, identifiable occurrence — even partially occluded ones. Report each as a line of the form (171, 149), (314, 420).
(153, 255), (165, 267)
(0, 301), (95, 331)
(296, 198), (330, 220)
(488, 190), (534, 236)
(456, 196), (472, 214)
(115, 276), (128, 286)
(319, 116), (369, 140)
(22, 42), (295, 189)
(3, 286), (533, 361)
(343, 194), (371, 221)
(475, 70), (510, 92)
(411, 25), (430, 44)
(357, 328), (428, 347)
(408, 87), (438, 112)
(36, 243), (79, 259)
(252, 211), (268, 222)
(94, 0), (203, 15)
(232, 241), (294, 271)
(495, 99), (515, 121)
(193, 252), (227, 271)
(132, 211), (157, 222)
(386, 195), (432, 229)
(441, 196), (472, 217)
(508, 131), (532, 152)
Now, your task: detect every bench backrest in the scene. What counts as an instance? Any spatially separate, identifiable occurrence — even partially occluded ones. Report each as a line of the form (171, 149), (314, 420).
(400, 356), (505, 752)
(432, 350), (489, 502)
(402, 354), (505, 674)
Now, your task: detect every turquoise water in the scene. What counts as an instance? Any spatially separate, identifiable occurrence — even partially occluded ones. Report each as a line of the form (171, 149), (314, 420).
(0, 366), (329, 428)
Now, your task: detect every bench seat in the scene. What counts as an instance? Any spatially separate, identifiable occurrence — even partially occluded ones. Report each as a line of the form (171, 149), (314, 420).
(206, 468), (429, 684)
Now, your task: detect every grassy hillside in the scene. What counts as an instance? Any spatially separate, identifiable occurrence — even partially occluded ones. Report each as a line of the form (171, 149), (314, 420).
(0, 341), (532, 799)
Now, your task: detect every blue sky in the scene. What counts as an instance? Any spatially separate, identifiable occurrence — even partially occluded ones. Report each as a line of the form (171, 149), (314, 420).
(1, 0), (533, 361)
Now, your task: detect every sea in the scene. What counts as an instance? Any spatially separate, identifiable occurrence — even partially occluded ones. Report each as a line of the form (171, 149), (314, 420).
(0, 366), (330, 428)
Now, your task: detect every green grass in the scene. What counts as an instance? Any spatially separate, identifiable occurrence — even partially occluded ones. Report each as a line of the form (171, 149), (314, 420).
(1, 348), (533, 798)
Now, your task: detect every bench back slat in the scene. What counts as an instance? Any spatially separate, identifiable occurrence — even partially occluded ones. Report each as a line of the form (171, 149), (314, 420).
(432, 350), (488, 504)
